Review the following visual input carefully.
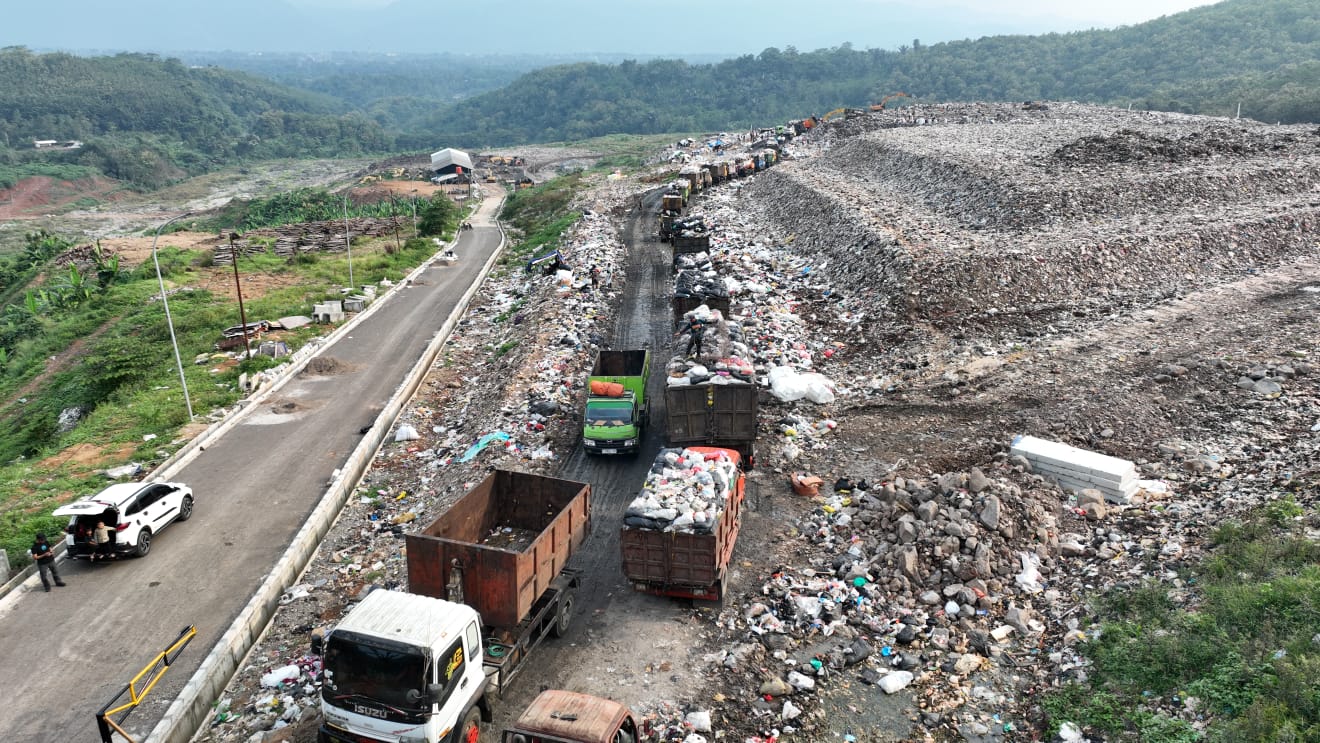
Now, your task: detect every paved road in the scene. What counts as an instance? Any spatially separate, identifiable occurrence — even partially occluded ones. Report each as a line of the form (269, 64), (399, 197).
(0, 198), (502, 741)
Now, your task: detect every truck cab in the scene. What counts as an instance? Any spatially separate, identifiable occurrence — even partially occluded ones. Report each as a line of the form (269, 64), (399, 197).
(583, 350), (650, 456)
(318, 590), (489, 743)
(503, 690), (639, 743)
(583, 393), (643, 454)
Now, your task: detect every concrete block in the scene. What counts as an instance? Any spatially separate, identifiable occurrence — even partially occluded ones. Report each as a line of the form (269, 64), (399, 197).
(1012, 435), (1135, 481)
(1012, 435), (1137, 503)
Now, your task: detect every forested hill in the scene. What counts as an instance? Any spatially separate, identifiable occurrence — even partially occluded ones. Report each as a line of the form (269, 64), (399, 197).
(2, 0), (1318, 186)
(418, 0), (1320, 147)
(0, 49), (390, 187)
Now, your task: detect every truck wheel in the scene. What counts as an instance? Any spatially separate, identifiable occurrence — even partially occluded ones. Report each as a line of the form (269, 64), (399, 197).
(456, 707), (481, 743)
(550, 589), (575, 638)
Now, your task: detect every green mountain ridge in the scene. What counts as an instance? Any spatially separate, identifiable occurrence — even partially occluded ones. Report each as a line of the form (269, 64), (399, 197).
(0, 48), (391, 187)
(422, 0), (1320, 147)
(2, 0), (1318, 184)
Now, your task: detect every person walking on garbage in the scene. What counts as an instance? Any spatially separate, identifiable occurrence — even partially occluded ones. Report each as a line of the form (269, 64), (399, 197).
(29, 533), (65, 592)
(677, 315), (706, 359)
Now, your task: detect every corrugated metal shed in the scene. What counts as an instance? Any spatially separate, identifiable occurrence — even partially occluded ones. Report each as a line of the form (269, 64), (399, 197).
(430, 148), (474, 172)
(334, 589), (476, 650)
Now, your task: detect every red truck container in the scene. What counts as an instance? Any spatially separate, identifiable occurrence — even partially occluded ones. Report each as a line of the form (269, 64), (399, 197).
(620, 446), (745, 600)
(406, 470), (591, 694)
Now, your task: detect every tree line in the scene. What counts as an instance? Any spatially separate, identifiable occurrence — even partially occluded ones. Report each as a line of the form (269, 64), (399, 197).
(1, 0), (1317, 186)
(0, 47), (392, 188)
(419, 0), (1320, 147)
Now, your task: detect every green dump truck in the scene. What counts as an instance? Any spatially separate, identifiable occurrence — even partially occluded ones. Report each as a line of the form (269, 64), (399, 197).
(582, 350), (650, 456)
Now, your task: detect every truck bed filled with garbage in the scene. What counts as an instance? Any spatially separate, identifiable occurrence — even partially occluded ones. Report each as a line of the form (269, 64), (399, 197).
(623, 447), (740, 534)
(621, 446), (746, 600)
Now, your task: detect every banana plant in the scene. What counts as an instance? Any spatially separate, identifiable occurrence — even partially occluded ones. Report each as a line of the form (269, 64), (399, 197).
(63, 264), (93, 304)
(92, 240), (123, 290)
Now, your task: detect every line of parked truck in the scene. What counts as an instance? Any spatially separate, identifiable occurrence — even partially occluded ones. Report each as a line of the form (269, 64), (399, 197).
(317, 128), (787, 743)
(657, 143), (781, 243)
(318, 455), (747, 742)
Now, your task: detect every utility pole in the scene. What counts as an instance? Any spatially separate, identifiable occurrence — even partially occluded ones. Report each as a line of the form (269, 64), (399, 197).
(229, 233), (252, 360)
(410, 189), (419, 236)
(390, 198), (402, 253)
(342, 196), (355, 289)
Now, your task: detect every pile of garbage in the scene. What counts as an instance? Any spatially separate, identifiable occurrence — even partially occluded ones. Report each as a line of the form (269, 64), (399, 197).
(674, 268), (730, 302)
(625, 447), (741, 534)
(672, 215), (709, 237)
(743, 102), (1320, 338)
(668, 308), (756, 381)
(673, 251), (716, 273)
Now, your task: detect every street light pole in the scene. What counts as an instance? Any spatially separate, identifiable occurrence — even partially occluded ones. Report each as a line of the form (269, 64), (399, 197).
(151, 212), (195, 421)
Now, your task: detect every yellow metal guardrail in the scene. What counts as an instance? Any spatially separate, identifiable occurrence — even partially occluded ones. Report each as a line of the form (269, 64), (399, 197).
(97, 625), (197, 743)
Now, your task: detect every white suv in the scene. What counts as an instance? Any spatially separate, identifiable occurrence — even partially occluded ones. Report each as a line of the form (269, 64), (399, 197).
(54, 480), (194, 560)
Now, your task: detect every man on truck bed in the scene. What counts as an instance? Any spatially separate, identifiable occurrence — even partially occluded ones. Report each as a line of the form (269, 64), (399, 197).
(677, 315), (706, 359)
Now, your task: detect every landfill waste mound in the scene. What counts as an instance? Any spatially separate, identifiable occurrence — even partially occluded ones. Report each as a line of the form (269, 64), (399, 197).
(742, 102), (1320, 338)
(1048, 125), (1309, 166)
(197, 103), (1317, 743)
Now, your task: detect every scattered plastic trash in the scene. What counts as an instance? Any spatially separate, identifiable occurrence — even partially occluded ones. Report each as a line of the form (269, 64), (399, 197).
(458, 431), (511, 462)
(790, 473), (824, 497)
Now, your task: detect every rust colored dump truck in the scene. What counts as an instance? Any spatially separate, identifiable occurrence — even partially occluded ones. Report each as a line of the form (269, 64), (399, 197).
(502, 690), (640, 743)
(406, 470), (592, 695)
(620, 446), (746, 600)
(664, 381), (758, 465)
(318, 470), (592, 743)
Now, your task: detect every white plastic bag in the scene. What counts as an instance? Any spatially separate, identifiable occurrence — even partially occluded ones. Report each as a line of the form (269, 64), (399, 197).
(261, 664), (301, 688)
(768, 366), (809, 402)
(801, 373), (837, 404)
(879, 670), (914, 693)
(685, 710), (712, 732)
(1015, 551), (1043, 594)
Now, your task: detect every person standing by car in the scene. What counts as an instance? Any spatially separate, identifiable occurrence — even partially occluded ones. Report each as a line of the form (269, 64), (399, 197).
(90, 521), (111, 562)
(29, 534), (65, 592)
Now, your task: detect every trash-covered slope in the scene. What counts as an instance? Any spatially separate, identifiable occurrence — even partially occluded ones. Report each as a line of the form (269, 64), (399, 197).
(743, 102), (1320, 336)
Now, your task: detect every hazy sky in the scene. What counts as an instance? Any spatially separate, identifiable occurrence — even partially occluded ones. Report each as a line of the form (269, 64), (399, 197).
(287, 0), (1222, 27)
(7, 0), (1227, 55)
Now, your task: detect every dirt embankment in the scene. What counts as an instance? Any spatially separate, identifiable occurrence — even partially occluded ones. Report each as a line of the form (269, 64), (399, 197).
(0, 175), (134, 220)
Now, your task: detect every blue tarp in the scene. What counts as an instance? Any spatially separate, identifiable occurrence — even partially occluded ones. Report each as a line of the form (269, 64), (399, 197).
(459, 431), (511, 462)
